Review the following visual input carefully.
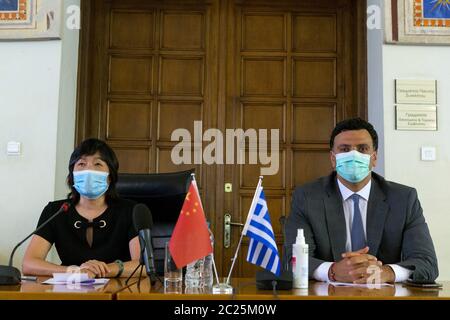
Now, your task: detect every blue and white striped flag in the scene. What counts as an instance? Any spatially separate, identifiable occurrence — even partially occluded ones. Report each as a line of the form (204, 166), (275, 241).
(242, 183), (281, 276)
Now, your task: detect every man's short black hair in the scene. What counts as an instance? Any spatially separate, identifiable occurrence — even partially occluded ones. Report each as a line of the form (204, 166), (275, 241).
(330, 118), (378, 151)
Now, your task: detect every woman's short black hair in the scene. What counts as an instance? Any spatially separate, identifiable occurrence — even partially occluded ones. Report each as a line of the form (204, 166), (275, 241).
(67, 138), (119, 204)
(330, 118), (378, 151)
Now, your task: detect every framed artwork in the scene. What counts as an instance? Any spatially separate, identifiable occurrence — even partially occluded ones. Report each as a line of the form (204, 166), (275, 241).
(0, 0), (62, 40)
(385, 0), (450, 44)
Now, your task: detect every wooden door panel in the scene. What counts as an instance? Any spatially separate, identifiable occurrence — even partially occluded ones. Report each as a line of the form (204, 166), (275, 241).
(292, 58), (337, 98)
(113, 147), (151, 174)
(110, 10), (155, 49)
(292, 103), (336, 143)
(109, 56), (154, 95)
(157, 102), (203, 141)
(159, 56), (205, 96)
(161, 11), (205, 50)
(242, 13), (286, 51)
(241, 152), (285, 189)
(292, 14), (337, 52)
(242, 58), (286, 97)
(156, 147), (201, 183)
(106, 101), (152, 140)
(241, 103), (286, 143)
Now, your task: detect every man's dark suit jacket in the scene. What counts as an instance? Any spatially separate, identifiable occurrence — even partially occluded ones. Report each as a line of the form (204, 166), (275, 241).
(285, 171), (438, 281)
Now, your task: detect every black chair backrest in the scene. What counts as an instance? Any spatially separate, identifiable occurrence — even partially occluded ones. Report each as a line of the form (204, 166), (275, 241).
(116, 169), (194, 275)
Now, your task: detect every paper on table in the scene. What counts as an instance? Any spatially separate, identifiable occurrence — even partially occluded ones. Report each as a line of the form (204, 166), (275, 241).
(53, 272), (89, 282)
(43, 278), (109, 286)
(42, 273), (109, 286)
(328, 281), (394, 288)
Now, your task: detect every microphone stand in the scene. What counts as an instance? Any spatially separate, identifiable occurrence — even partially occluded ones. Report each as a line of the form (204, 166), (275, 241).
(120, 263), (144, 293)
(279, 215), (289, 271)
(118, 257), (148, 294)
(115, 263), (163, 296)
(0, 202), (71, 285)
(123, 238), (162, 292)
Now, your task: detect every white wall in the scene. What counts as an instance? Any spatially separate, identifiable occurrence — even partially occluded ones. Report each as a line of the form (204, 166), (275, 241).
(55, 0), (80, 201)
(0, 0), (80, 268)
(367, 0), (385, 176)
(382, 45), (450, 281)
(0, 41), (61, 266)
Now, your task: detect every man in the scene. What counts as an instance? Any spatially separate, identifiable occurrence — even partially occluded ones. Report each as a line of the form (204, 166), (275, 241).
(286, 118), (438, 283)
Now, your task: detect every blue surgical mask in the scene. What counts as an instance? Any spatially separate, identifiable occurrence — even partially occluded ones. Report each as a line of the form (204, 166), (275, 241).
(335, 150), (372, 183)
(73, 170), (109, 199)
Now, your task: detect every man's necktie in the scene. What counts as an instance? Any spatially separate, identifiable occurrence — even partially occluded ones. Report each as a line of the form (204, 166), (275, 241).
(351, 194), (366, 251)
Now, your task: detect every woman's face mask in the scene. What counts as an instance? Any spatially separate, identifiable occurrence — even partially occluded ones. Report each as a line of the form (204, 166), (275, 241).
(73, 170), (109, 199)
(334, 150), (373, 183)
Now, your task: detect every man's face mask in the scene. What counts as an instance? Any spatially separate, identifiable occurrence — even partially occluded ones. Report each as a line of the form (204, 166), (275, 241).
(334, 150), (372, 183)
(73, 170), (109, 199)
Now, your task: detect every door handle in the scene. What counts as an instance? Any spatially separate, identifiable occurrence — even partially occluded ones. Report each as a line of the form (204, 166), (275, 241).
(224, 213), (244, 248)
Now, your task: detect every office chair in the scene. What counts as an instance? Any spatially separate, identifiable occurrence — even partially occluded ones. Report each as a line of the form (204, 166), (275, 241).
(116, 169), (194, 275)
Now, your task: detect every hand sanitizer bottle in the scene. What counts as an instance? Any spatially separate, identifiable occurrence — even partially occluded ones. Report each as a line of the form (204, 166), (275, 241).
(292, 229), (308, 289)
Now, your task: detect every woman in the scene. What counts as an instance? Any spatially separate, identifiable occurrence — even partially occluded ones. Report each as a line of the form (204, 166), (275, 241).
(22, 138), (141, 278)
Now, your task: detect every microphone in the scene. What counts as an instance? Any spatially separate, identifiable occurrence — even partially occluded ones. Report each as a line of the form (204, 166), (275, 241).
(0, 202), (71, 285)
(132, 203), (157, 284)
(279, 215), (289, 271)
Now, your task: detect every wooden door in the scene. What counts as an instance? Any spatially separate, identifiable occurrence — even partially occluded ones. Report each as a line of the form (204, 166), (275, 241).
(220, 0), (366, 278)
(77, 0), (367, 279)
(77, 0), (220, 244)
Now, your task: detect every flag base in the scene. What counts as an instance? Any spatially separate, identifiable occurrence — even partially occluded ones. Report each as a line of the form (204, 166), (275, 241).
(212, 282), (233, 294)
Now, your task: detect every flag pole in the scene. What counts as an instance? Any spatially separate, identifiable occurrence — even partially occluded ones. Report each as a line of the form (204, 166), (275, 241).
(211, 254), (220, 286)
(191, 173), (220, 286)
(225, 176), (263, 285)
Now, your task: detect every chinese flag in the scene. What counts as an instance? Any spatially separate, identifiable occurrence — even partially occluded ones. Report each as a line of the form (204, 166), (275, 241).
(169, 179), (213, 268)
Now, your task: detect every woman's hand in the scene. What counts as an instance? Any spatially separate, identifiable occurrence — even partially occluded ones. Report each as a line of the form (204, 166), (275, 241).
(80, 260), (110, 278)
(66, 265), (96, 279)
(79, 268), (96, 279)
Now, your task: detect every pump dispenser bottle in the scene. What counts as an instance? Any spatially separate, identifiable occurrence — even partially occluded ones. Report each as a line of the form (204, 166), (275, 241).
(292, 229), (309, 289)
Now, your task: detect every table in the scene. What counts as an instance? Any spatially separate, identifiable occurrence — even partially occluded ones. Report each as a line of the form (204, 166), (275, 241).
(1, 278), (449, 300)
(115, 278), (450, 300)
(0, 277), (124, 300)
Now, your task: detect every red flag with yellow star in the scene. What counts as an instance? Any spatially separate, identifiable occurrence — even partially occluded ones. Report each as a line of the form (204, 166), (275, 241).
(169, 179), (213, 268)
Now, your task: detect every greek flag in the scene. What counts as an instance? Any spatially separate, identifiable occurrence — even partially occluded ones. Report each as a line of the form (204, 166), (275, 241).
(242, 184), (281, 276)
